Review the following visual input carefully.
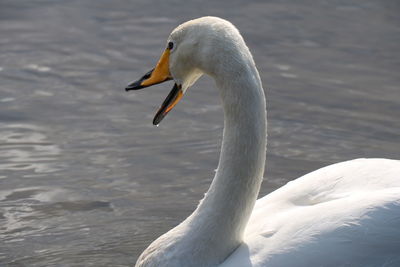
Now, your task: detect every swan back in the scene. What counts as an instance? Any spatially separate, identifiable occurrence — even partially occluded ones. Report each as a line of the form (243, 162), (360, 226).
(222, 158), (400, 267)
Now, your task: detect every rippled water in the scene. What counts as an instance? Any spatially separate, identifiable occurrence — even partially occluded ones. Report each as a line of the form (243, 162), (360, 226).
(0, 0), (399, 266)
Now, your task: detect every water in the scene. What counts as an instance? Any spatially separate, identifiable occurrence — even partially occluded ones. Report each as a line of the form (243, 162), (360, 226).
(0, 0), (399, 266)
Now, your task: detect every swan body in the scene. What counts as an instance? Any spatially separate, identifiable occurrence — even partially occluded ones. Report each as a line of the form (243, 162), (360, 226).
(126, 17), (400, 267)
(225, 158), (400, 267)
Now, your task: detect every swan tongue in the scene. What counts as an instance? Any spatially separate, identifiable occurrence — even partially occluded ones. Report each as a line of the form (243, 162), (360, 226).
(153, 83), (183, 125)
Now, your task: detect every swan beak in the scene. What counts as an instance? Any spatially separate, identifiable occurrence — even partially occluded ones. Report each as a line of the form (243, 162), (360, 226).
(125, 48), (172, 90)
(125, 47), (184, 125)
(153, 83), (183, 125)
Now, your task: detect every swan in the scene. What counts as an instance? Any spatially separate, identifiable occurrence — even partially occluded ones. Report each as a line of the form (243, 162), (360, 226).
(125, 16), (400, 267)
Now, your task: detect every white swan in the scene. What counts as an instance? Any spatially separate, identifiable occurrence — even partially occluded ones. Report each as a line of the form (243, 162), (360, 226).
(126, 17), (400, 267)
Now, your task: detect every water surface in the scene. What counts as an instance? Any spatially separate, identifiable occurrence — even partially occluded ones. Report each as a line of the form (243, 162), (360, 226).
(0, 0), (399, 266)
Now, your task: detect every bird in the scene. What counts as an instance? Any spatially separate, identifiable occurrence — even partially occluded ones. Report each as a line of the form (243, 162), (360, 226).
(125, 16), (400, 267)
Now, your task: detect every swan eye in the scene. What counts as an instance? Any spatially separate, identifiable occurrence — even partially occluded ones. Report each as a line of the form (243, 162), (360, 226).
(168, 41), (174, 51)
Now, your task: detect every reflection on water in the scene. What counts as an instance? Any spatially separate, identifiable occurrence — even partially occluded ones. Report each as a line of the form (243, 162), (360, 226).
(0, 123), (61, 174)
(1, 0), (399, 266)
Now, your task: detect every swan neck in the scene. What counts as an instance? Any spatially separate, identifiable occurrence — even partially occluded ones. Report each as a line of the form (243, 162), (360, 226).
(211, 63), (267, 234)
(188, 58), (267, 264)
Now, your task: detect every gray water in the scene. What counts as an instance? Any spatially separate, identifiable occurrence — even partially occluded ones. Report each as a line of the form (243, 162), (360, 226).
(0, 0), (399, 266)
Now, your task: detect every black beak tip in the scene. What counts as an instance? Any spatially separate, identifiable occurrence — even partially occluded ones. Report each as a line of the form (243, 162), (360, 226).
(152, 112), (165, 126)
(125, 80), (143, 91)
(125, 68), (155, 92)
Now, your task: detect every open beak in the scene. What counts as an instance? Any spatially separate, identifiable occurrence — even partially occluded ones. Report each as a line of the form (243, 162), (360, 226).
(125, 48), (183, 125)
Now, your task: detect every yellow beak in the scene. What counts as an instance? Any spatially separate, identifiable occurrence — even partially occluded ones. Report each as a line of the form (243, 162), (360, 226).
(126, 48), (172, 90)
(126, 47), (184, 125)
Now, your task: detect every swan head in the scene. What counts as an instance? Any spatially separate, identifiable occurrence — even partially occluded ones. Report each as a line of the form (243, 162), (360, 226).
(126, 16), (247, 125)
